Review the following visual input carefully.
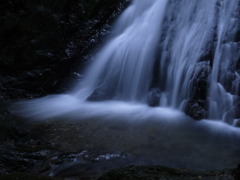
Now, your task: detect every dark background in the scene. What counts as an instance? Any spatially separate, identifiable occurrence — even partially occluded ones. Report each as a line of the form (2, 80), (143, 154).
(0, 0), (128, 101)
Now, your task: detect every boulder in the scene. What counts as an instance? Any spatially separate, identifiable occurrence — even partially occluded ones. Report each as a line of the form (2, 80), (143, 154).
(184, 99), (206, 120)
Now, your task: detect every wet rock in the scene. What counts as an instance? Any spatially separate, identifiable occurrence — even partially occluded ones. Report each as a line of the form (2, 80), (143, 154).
(235, 164), (240, 179)
(87, 86), (115, 101)
(0, 173), (62, 180)
(98, 165), (236, 180)
(184, 62), (210, 120)
(184, 99), (206, 120)
(234, 119), (240, 127)
(0, 0), (129, 100)
(233, 96), (240, 119)
(192, 61), (211, 100)
(147, 88), (161, 107)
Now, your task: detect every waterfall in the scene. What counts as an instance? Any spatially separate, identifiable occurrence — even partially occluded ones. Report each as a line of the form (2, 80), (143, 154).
(208, 1), (240, 124)
(12, 0), (240, 170)
(74, 0), (168, 101)
(14, 0), (240, 125)
(72, 0), (240, 124)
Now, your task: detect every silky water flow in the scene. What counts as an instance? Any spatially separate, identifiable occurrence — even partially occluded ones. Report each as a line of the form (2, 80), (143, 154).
(13, 0), (240, 170)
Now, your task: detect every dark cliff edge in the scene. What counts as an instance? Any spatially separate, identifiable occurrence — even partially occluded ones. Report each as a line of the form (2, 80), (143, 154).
(0, 0), (129, 101)
(0, 0), (130, 178)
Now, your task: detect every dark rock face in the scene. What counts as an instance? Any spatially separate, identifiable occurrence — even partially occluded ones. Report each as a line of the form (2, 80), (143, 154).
(147, 88), (161, 107)
(233, 96), (240, 119)
(184, 99), (206, 120)
(0, 0), (128, 100)
(0, 1), (129, 176)
(192, 62), (211, 101)
(184, 62), (210, 120)
(98, 165), (237, 180)
(234, 119), (240, 127)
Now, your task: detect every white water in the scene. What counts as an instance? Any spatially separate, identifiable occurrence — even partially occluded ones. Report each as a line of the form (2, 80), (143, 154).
(72, 0), (240, 124)
(14, 95), (240, 169)
(13, 0), (240, 170)
(74, 0), (168, 101)
(208, 1), (240, 123)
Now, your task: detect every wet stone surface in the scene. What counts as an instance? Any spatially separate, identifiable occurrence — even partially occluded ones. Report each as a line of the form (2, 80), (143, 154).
(0, 110), (134, 179)
(0, 109), (240, 179)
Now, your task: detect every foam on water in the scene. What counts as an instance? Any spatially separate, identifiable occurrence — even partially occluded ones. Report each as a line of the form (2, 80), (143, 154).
(13, 94), (240, 137)
(13, 94), (240, 169)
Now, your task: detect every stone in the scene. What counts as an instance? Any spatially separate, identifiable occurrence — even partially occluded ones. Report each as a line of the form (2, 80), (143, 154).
(234, 119), (240, 127)
(184, 99), (206, 120)
(147, 88), (161, 107)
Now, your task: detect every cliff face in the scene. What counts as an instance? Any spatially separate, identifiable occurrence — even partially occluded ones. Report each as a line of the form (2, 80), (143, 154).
(0, 0), (128, 100)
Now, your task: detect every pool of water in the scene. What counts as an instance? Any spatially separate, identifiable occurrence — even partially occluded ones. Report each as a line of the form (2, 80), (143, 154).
(13, 95), (240, 177)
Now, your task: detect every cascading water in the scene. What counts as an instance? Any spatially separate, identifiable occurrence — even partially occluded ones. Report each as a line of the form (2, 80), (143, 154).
(74, 0), (168, 101)
(72, 0), (240, 124)
(13, 0), (240, 171)
(208, 0), (240, 124)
